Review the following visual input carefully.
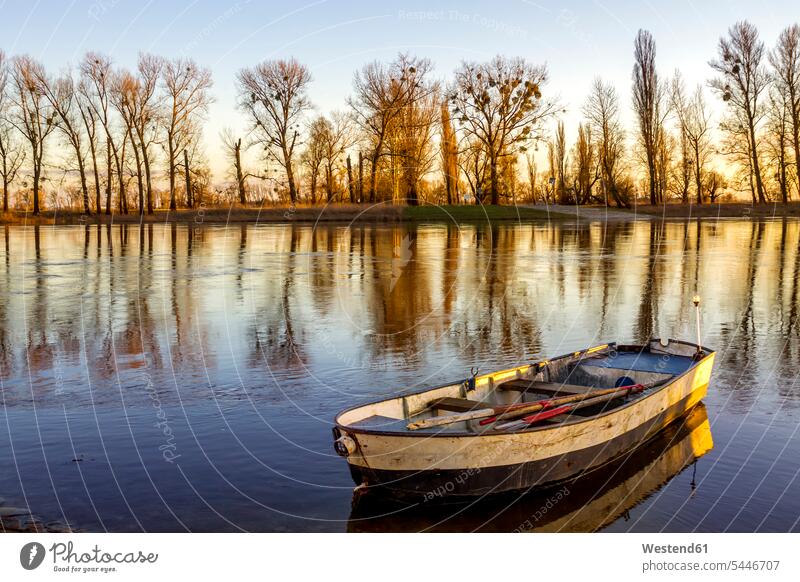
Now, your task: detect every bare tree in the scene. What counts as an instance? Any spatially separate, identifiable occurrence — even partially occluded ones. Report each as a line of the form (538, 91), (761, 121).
(0, 124), (25, 212)
(162, 57), (213, 210)
(35, 68), (92, 214)
(766, 88), (791, 203)
(388, 83), (439, 204)
(770, 25), (800, 198)
(350, 54), (435, 203)
(440, 98), (459, 204)
(115, 54), (161, 214)
(111, 69), (145, 213)
(719, 116), (760, 203)
(237, 58), (310, 204)
(346, 154), (355, 203)
(221, 127), (251, 204)
(525, 152), (537, 203)
(632, 29), (668, 205)
(178, 133), (208, 208)
(546, 140), (556, 204)
(301, 115), (327, 204)
(80, 53), (124, 214)
(321, 112), (354, 203)
(451, 55), (557, 204)
(705, 170), (725, 203)
(458, 137), (489, 203)
(0, 51), (26, 212)
(77, 101), (102, 213)
(584, 77), (629, 207)
(654, 126), (673, 202)
(671, 74), (712, 204)
(573, 122), (599, 204)
(301, 112), (353, 204)
(553, 119), (568, 203)
(710, 21), (770, 203)
(9, 55), (55, 215)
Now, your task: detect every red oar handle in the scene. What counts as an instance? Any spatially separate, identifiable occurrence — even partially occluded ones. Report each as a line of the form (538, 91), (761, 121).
(479, 398), (557, 426)
(520, 405), (572, 425)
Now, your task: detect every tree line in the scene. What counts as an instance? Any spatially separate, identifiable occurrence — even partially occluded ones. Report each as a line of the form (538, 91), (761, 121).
(546, 21), (798, 208)
(0, 19), (798, 215)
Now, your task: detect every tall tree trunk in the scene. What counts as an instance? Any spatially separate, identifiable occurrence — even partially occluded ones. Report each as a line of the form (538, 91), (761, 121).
(779, 142), (788, 204)
(115, 140), (127, 215)
(369, 151), (379, 203)
(235, 139), (246, 204)
(105, 141), (112, 215)
(408, 181), (418, 206)
(184, 149), (192, 209)
(346, 155), (355, 203)
(748, 163), (757, 204)
(694, 149), (703, 205)
(489, 153), (499, 205)
(143, 148), (153, 214)
(168, 138), (176, 210)
(78, 155), (91, 215)
(32, 153), (41, 215)
(309, 173), (317, 205)
(3, 177), (8, 212)
(793, 117), (800, 201)
(126, 130), (143, 215)
(89, 140), (100, 214)
(285, 156), (297, 204)
(648, 155), (657, 205)
(445, 169), (453, 205)
(325, 166), (334, 203)
(749, 123), (767, 203)
(358, 151), (364, 202)
(32, 176), (40, 215)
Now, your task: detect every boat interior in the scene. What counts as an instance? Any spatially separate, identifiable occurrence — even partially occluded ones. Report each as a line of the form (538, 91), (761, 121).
(337, 340), (706, 434)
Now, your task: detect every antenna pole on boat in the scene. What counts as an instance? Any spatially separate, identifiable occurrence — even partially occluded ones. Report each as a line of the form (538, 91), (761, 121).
(692, 295), (702, 353)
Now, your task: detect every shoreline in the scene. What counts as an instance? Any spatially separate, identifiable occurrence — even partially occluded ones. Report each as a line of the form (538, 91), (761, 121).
(2, 202), (800, 226)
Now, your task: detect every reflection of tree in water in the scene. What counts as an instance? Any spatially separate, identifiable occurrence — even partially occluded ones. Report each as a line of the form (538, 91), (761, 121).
(770, 219), (800, 403)
(25, 226), (57, 398)
(634, 221), (664, 342)
(2, 219), (800, 410)
(248, 225), (309, 374)
(720, 221), (765, 401)
(0, 226), (12, 378)
(595, 221), (629, 339)
(163, 224), (214, 376)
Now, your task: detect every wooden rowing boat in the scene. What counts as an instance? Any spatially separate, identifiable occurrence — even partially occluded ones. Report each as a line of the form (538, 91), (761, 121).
(333, 338), (715, 498)
(347, 403), (713, 531)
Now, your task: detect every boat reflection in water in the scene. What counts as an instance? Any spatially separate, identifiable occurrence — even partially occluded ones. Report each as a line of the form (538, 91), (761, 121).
(348, 404), (713, 532)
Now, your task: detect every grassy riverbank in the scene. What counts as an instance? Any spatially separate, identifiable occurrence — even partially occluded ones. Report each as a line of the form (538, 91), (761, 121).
(3, 201), (800, 225)
(630, 201), (800, 219)
(1, 204), (553, 225)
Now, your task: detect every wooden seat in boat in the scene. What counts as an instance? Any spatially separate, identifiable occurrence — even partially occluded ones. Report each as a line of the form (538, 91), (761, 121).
(428, 397), (485, 413)
(499, 380), (591, 396)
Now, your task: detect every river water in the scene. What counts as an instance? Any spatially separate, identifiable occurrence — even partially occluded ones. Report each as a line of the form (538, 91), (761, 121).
(1, 219), (799, 532)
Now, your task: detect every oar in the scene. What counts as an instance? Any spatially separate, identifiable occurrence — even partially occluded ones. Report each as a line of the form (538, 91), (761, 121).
(479, 383), (647, 426)
(407, 385), (639, 431)
(407, 400), (545, 431)
(493, 384), (645, 431)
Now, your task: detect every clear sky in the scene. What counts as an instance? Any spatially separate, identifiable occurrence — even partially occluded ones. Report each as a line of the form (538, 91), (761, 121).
(0, 0), (795, 180)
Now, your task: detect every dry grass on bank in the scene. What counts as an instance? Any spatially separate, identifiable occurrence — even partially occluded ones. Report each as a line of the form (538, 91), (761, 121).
(631, 201), (800, 219)
(0, 204), (406, 225)
(4, 201), (800, 226)
(0, 203), (552, 225)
